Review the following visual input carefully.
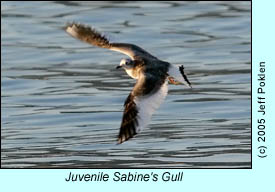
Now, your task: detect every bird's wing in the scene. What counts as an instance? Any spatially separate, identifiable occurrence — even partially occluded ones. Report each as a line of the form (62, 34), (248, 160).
(65, 23), (157, 60)
(118, 73), (168, 144)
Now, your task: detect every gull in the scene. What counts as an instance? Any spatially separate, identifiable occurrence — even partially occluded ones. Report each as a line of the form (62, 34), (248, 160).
(65, 23), (192, 144)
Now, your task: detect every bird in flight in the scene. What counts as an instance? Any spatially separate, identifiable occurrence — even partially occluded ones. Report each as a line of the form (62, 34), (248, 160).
(65, 23), (192, 144)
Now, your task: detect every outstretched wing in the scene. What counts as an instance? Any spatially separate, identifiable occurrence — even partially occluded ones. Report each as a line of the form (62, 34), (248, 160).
(118, 73), (168, 144)
(65, 22), (157, 60)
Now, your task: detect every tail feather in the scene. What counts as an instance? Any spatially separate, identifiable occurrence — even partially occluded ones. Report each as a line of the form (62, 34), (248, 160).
(167, 64), (192, 88)
(179, 65), (192, 88)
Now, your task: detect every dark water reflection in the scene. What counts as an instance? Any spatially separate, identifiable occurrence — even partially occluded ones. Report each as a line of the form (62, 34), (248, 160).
(1, 1), (251, 168)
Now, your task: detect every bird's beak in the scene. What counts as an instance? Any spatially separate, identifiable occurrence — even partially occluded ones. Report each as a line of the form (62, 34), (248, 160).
(116, 65), (122, 69)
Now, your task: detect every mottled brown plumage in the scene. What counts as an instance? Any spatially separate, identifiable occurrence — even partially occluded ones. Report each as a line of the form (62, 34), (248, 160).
(65, 23), (111, 48)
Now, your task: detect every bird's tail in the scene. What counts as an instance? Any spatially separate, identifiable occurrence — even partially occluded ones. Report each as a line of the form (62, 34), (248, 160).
(167, 64), (192, 88)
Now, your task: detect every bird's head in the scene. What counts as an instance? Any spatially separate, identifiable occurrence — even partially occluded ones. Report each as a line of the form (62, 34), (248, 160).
(116, 58), (134, 70)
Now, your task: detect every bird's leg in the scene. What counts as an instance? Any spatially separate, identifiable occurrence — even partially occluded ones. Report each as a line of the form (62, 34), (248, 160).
(168, 76), (182, 85)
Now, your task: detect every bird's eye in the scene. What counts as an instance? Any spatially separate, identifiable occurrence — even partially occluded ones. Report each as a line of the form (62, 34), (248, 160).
(125, 61), (129, 65)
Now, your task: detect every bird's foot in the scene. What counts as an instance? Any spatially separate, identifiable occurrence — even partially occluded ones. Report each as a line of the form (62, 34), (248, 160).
(168, 77), (181, 85)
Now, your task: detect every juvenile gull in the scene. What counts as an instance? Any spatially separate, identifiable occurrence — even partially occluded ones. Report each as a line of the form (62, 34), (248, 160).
(65, 23), (192, 144)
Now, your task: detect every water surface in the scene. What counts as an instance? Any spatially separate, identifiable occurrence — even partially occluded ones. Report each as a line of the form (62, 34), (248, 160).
(1, 1), (251, 168)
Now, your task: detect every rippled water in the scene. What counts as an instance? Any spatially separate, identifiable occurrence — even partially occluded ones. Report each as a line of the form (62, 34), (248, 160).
(1, 1), (251, 168)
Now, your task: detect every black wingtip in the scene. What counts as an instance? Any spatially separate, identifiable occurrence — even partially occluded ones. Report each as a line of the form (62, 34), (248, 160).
(117, 94), (139, 144)
(117, 132), (135, 144)
(117, 123), (137, 144)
